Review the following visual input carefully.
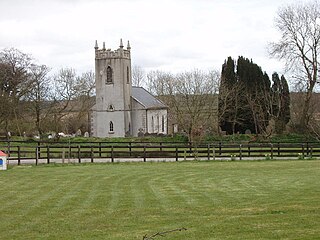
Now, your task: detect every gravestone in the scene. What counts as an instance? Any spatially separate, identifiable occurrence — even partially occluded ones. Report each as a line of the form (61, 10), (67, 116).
(138, 128), (144, 137)
(76, 129), (82, 136)
(245, 129), (251, 135)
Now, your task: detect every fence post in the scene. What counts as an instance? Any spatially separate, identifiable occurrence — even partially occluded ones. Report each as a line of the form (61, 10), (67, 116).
(270, 143), (274, 160)
(68, 143), (71, 162)
(91, 146), (94, 163)
(78, 145), (81, 163)
(129, 142), (132, 157)
(99, 142), (102, 157)
(302, 144), (305, 158)
(143, 145), (146, 162)
(278, 142), (280, 156)
(35, 146), (39, 165)
(306, 142), (309, 156)
(160, 142), (163, 152)
(37, 142), (41, 159)
(17, 146), (21, 165)
(219, 142), (222, 156)
(248, 145), (251, 157)
(36, 146), (40, 165)
(212, 145), (216, 161)
(47, 145), (50, 164)
(184, 149), (186, 161)
(175, 147), (178, 161)
(239, 144), (242, 160)
(111, 146), (114, 163)
(62, 148), (65, 164)
(7, 140), (10, 157)
(207, 143), (210, 161)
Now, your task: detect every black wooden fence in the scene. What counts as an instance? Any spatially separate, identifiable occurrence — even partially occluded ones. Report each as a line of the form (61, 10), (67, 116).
(0, 141), (319, 165)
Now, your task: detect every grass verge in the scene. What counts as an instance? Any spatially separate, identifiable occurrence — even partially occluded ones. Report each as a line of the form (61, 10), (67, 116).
(0, 160), (319, 239)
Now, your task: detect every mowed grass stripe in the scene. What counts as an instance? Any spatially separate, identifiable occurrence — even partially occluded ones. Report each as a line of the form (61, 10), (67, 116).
(4, 171), (101, 237)
(0, 160), (319, 239)
(148, 173), (179, 209)
(145, 167), (195, 209)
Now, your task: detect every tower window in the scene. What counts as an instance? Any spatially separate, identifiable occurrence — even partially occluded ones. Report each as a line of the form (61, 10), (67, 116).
(109, 121), (114, 132)
(106, 66), (113, 83)
(127, 66), (130, 84)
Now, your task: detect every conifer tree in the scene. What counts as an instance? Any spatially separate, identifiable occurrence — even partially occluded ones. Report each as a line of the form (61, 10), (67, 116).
(219, 56), (272, 135)
(271, 73), (290, 133)
(219, 57), (241, 134)
(280, 75), (290, 124)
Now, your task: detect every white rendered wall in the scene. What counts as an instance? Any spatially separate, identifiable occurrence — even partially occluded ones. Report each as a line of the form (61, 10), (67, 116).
(146, 109), (168, 134)
(131, 99), (147, 136)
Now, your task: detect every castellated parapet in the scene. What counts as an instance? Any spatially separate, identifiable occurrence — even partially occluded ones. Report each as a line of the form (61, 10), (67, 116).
(95, 39), (131, 60)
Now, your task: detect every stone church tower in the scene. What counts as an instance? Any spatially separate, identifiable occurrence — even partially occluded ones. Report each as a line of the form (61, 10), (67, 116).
(91, 39), (132, 137)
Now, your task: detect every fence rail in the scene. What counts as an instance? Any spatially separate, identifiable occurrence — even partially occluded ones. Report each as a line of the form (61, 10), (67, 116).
(1, 141), (319, 165)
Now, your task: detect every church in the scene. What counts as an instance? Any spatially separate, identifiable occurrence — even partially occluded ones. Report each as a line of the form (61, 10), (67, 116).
(91, 39), (168, 137)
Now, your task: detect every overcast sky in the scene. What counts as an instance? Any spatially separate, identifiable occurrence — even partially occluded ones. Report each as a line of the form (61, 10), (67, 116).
(0, 0), (310, 78)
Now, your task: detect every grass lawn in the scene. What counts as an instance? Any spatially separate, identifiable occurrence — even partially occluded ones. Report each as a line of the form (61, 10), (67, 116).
(0, 160), (319, 239)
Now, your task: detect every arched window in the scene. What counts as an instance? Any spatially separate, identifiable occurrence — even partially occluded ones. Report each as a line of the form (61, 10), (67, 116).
(162, 115), (165, 132)
(157, 115), (160, 133)
(151, 116), (154, 133)
(109, 121), (114, 132)
(127, 66), (130, 84)
(106, 66), (113, 83)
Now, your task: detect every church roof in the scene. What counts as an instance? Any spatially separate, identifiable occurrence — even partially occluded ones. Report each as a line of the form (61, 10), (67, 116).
(132, 87), (167, 109)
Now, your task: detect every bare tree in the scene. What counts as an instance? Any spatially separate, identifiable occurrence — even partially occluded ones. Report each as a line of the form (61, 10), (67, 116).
(304, 93), (320, 140)
(145, 69), (220, 141)
(26, 64), (52, 136)
(51, 68), (78, 133)
(146, 70), (174, 96)
(0, 48), (33, 136)
(132, 65), (145, 87)
(70, 71), (95, 133)
(169, 69), (220, 142)
(270, 0), (320, 130)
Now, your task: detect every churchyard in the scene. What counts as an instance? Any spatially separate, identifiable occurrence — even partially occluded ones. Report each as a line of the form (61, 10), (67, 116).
(0, 160), (319, 239)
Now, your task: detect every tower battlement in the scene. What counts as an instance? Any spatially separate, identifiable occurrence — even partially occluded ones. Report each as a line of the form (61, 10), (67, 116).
(95, 39), (131, 60)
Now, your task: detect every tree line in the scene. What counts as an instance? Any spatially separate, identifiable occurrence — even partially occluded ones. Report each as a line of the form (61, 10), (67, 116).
(0, 48), (95, 137)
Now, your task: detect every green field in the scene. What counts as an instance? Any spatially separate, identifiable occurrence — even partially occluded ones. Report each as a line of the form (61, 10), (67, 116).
(0, 160), (319, 239)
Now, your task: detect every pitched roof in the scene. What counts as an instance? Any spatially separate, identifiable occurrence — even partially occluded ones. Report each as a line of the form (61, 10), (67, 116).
(132, 87), (167, 109)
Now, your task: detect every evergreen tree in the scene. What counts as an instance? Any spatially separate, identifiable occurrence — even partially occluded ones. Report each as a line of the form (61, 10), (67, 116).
(271, 73), (291, 133)
(280, 75), (290, 124)
(237, 57), (271, 134)
(222, 57), (236, 86)
(219, 57), (238, 134)
(219, 56), (272, 134)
